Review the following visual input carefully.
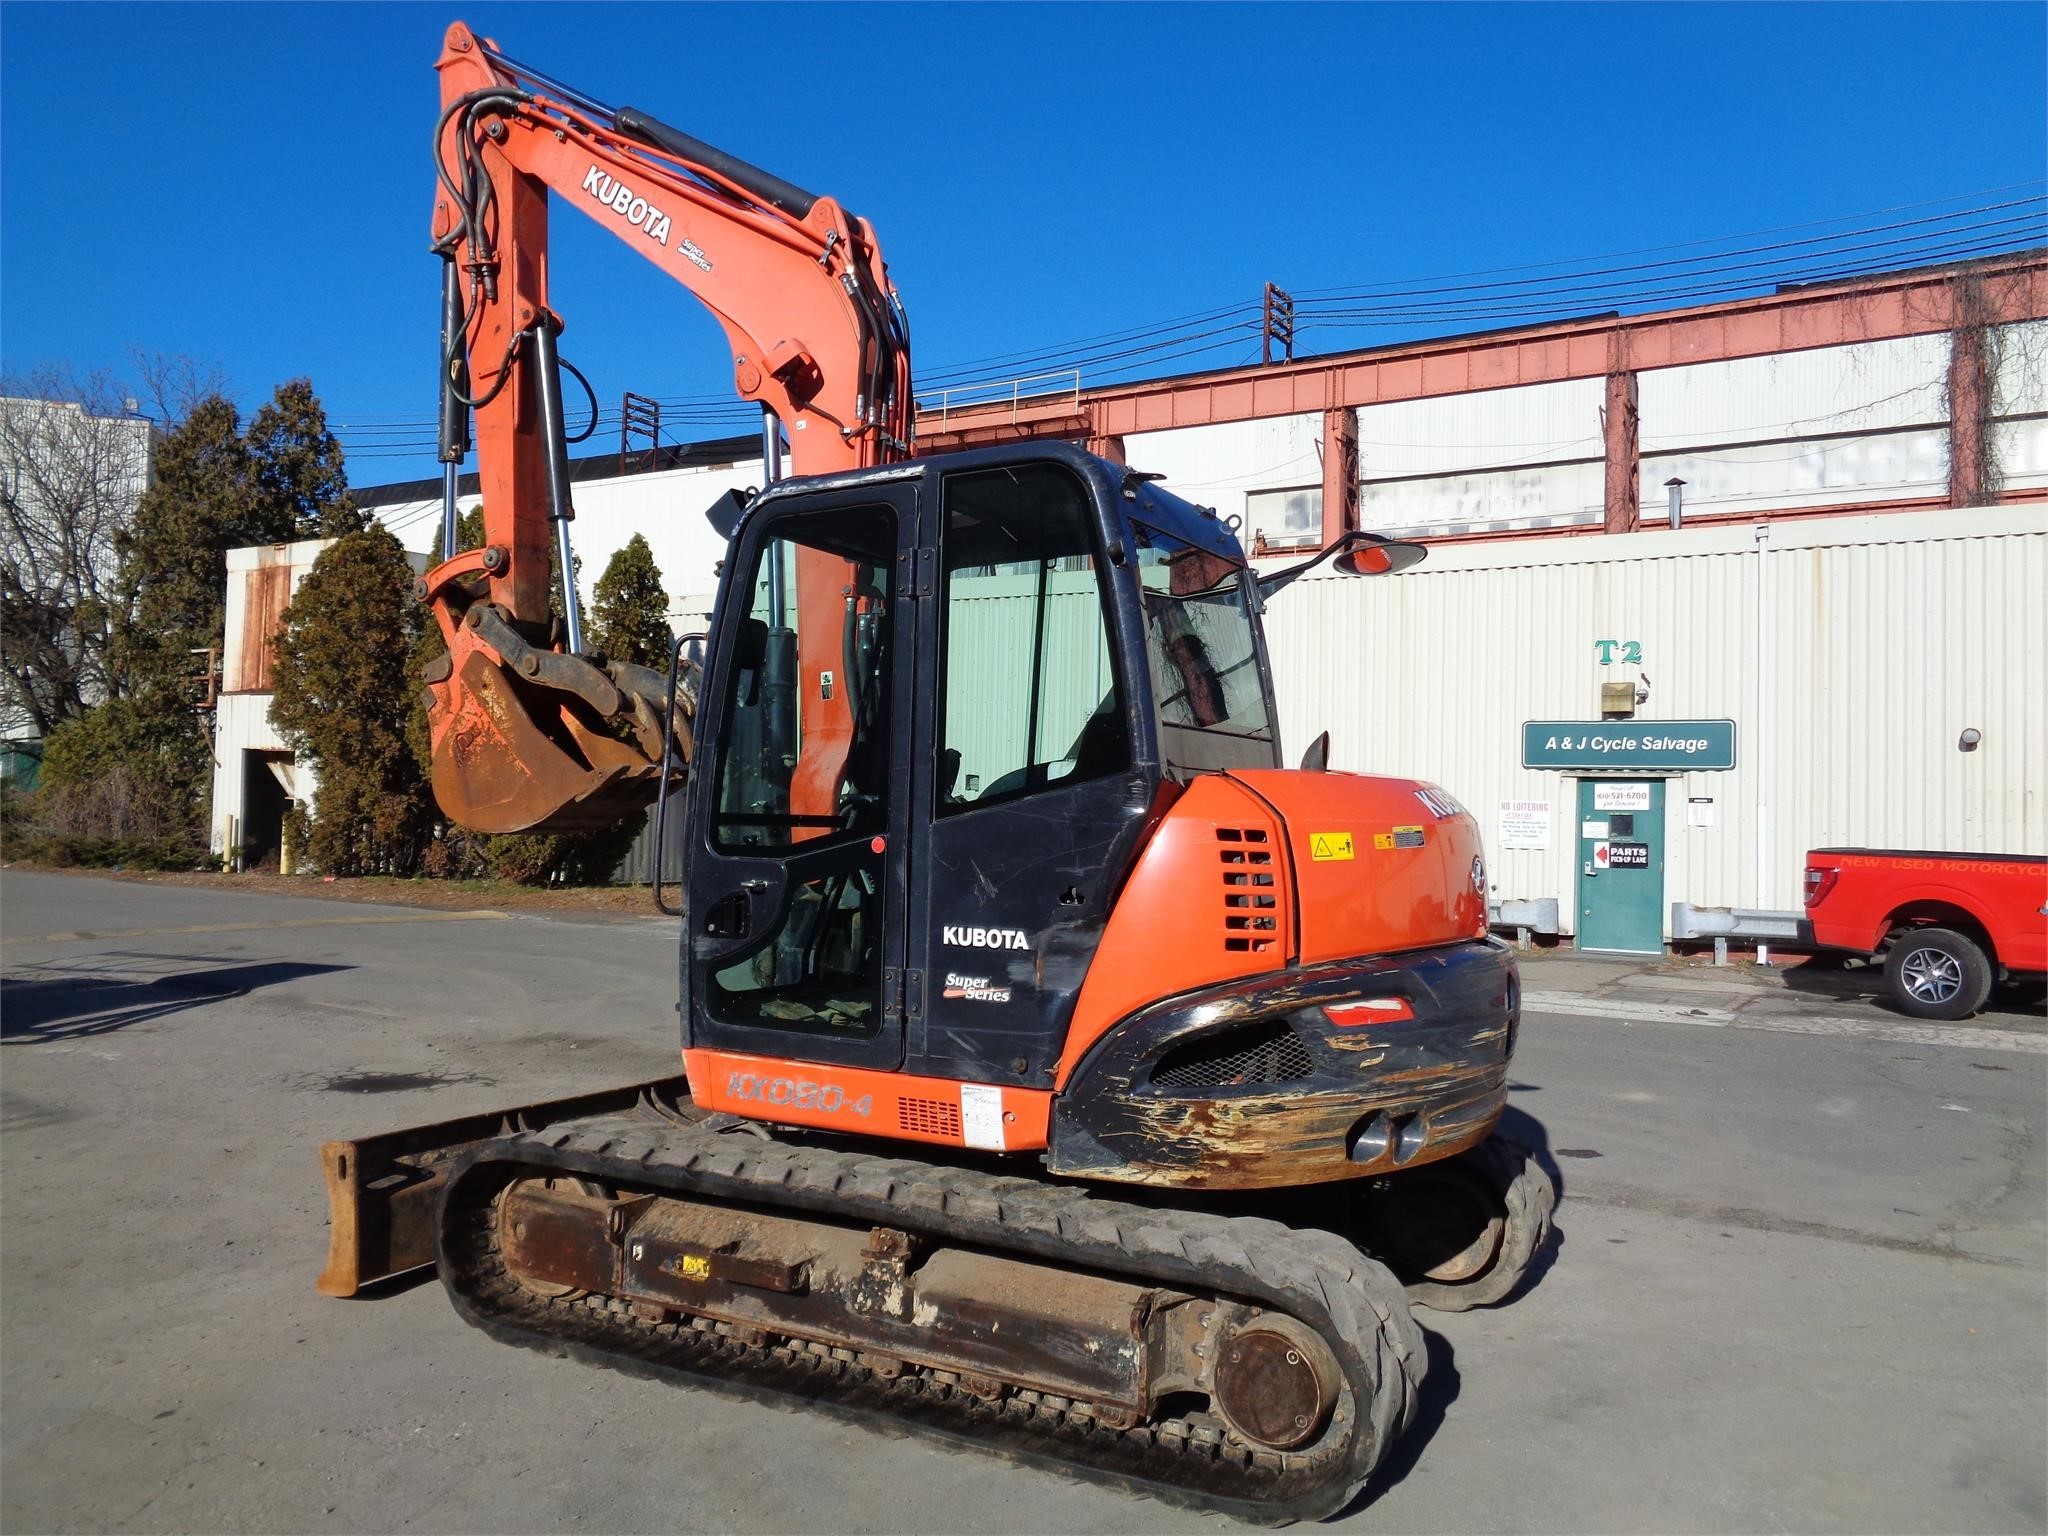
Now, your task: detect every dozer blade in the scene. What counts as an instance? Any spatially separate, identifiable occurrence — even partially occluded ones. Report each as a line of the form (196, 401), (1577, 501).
(316, 1076), (688, 1297)
(424, 603), (694, 834)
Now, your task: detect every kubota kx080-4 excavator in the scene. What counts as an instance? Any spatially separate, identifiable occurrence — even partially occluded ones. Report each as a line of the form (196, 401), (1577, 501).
(320, 25), (1554, 1519)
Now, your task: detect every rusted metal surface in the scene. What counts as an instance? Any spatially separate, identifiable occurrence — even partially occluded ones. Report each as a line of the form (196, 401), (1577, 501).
(488, 1177), (1176, 1415)
(1603, 367), (1640, 533)
(315, 1076), (686, 1297)
(224, 560), (292, 694)
(916, 255), (2048, 446)
(1320, 405), (1358, 545)
(424, 600), (695, 834)
(1948, 318), (1989, 506)
(1212, 1317), (1340, 1451)
(1047, 942), (1515, 1190)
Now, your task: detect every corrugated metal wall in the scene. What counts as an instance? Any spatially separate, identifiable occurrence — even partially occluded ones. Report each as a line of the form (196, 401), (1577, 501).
(1260, 505), (2045, 927)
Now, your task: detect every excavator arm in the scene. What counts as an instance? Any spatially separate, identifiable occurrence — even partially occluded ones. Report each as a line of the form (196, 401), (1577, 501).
(422, 21), (911, 832)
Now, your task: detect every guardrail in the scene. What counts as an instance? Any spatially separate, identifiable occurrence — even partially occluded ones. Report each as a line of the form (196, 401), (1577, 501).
(1488, 897), (1559, 948)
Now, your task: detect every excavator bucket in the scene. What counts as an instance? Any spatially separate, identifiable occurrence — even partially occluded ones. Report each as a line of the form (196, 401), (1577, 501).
(424, 603), (695, 834)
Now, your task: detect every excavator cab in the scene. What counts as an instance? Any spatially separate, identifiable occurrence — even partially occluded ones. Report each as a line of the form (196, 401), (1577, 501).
(680, 442), (1410, 1096)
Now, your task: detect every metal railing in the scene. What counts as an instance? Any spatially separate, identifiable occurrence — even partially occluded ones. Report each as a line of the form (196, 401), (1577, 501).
(918, 370), (1083, 434)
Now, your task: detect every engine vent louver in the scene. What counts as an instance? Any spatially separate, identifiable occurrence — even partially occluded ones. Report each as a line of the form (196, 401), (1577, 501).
(1217, 827), (1279, 954)
(1151, 1021), (1316, 1091)
(896, 1097), (962, 1139)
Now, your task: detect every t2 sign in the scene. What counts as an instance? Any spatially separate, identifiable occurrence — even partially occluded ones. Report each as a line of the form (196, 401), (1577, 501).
(1594, 640), (1642, 665)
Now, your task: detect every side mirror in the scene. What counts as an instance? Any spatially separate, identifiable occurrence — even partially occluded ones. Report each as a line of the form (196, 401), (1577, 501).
(1332, 535), (1426, 577)
(1259, 530), (1427, 597)
(705, 487), (755, 540)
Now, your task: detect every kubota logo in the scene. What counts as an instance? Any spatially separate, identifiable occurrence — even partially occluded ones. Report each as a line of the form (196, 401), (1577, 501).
(941, 925), (1030, 951)
(581, 166), (673, 245)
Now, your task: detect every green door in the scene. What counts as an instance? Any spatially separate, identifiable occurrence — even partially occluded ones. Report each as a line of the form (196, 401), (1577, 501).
(1575, 778), (1666, 955)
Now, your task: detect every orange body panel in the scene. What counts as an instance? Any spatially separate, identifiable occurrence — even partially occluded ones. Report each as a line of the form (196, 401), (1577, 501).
(684, 1049), (1052, 1152)
(789, 549), (856, 823)
(1055, 775), (1291, 1087)
(1230, 770), (1489, 967)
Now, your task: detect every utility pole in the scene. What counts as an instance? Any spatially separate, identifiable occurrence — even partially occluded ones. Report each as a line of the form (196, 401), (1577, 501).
(1262, 282), (1296, 366)
(621, 392), (661, 475)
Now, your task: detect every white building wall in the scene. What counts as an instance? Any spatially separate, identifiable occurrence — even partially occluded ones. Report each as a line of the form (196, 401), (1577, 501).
(1639, 335), (1952, 516)
(1120, 335), (1987, 546)
(371, 456), (763, 632)
(209, 539), (332, 856)
(1260, 505), (2045, 928)
(208, 537), (426, 859)
(1118, 414), (1323, 539)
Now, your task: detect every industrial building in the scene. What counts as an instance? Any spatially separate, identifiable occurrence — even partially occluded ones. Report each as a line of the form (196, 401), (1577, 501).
(356, 253), (2047, 949)
(208, 537), (427, 869)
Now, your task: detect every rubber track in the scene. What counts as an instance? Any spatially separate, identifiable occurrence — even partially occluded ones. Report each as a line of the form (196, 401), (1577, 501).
(436, 1108), (1426, 1523)
(1399, 1134), (1557, 1314)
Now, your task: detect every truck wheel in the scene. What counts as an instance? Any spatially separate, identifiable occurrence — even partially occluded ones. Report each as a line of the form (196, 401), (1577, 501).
(1884, 927), (1993, 1020)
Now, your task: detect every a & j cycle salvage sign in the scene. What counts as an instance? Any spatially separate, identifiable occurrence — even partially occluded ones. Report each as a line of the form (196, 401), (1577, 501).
(1521, 720), (1737, 771)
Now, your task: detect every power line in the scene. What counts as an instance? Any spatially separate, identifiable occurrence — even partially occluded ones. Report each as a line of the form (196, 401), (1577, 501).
(328, 189), (2046, 472)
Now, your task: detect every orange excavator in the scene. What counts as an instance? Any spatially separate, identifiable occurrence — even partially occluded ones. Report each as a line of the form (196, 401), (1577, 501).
(321, 24), (1553, 1519)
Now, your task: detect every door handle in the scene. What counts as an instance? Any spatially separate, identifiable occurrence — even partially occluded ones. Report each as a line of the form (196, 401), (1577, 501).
(704, 890), (751, 938)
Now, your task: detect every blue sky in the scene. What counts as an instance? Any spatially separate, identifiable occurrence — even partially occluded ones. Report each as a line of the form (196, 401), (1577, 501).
(3, 2), (2043, 488)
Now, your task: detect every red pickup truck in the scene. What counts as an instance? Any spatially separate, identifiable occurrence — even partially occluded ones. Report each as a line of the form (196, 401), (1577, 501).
(1804, 849), (2048, 1020)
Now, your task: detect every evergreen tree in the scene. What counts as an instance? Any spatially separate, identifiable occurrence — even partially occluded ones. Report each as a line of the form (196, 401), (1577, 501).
(271, 526), (431, 874)
(589, 533), (674, 669)
(43, 396), (287, 827)
(39, 377), (364, 839)
(246, 378), (365, 538)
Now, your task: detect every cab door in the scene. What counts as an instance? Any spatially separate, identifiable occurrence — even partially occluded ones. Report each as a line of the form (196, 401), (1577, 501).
(683, 479), (919, 1069)
(901, 457), (1156, 1090)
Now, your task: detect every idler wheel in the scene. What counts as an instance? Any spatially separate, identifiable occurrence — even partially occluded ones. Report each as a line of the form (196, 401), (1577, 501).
(1366, 1158), (1505, 1284)
(1211, 1316), (1340, 1451)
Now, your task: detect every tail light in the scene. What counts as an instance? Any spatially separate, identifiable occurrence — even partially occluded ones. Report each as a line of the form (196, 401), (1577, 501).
(1803, 865), (1839, 908)
(1323, 998), (1415, 1026)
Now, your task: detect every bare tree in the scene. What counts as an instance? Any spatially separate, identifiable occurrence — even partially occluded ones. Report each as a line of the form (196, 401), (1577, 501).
(128, 350), (232, 429)
(0, 366), (158, 736)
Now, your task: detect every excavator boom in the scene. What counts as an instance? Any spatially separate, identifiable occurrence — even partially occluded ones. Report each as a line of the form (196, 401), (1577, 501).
(421, 22), (909, 832)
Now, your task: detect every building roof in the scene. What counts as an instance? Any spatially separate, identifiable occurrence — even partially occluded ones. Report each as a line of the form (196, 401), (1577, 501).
(353, 432), (758, 508)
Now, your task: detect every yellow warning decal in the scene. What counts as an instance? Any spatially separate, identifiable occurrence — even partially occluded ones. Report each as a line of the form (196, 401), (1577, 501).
(677, 1253), (712, 1282)
(1309, 832), (1354, 861)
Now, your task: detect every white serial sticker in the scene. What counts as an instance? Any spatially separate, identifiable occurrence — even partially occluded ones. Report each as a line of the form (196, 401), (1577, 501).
(960, 1084), (1007, 1151)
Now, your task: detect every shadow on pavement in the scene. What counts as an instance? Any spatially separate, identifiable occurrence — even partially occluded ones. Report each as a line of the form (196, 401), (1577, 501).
(1777, 958), (2047, 1019)
(1350, 1325), (1458, 1512)
(1, 957), (352, 1044)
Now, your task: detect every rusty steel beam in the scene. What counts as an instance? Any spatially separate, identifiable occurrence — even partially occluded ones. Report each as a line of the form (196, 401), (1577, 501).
(1320, 406), (1359, 545)
(916, 255), (2048, 446)
(1948, 323), (1991, 507)
(1602, 368), (1640, 534)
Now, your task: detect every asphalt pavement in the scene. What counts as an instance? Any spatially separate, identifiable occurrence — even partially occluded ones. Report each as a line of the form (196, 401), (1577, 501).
(2, 870), (2043, 1534)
